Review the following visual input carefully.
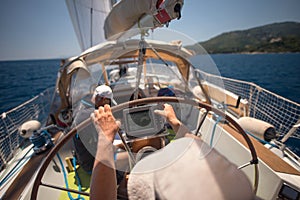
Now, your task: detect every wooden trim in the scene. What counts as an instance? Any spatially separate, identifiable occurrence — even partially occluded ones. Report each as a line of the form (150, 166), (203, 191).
(223, 124), (300, 176)
(203, 83), (249, 117)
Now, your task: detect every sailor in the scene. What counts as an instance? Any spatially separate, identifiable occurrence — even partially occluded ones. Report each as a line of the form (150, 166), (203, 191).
(72, 85), (116, 173)
(119, 64), (128, 78)
(90, 104), (256, 200)
(92, 85), (117, 109)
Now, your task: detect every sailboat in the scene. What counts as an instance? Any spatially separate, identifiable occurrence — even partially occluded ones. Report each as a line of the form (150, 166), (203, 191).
(0, 0), (299, 199)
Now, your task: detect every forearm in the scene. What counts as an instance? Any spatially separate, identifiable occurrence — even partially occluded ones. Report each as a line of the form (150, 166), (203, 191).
(155, 104), (191, 139)
(169, 119), (190, 139)
(90, 161), (117, 200)
(90, 132), (117, 199)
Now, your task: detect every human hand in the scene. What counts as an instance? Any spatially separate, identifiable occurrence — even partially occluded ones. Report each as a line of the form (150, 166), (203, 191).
(154, 103), (191, 139)
(154, 103), (181, 128)
(93, 104), (120, 143)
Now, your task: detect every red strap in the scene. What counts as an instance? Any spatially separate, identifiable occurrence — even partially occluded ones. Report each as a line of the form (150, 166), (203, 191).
(155, 9), (171, 24)
(156, 0), (164, 9)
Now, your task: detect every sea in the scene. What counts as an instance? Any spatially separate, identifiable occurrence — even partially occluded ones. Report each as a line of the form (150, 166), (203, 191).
(0, 53), (299, 114)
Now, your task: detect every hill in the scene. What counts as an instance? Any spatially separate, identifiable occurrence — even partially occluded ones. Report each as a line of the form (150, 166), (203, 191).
(188, 22), (300, 54)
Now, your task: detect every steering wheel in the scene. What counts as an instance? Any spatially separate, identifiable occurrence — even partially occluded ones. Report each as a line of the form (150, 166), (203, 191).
(31, 96), (259, 199)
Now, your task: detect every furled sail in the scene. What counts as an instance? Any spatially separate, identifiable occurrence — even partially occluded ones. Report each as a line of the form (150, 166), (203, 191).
(104, 0), (184, 40)
(65, 0), (116, 51)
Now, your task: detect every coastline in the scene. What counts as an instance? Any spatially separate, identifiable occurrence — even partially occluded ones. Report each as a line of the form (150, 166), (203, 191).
(208, 51), (300, 55)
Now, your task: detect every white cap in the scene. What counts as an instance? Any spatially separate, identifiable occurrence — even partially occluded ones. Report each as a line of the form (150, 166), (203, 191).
(91, 85), (117, 105)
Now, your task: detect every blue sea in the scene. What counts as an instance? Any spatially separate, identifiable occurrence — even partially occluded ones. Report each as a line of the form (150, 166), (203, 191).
(0, 53), (299, 114)
(0, 59), (60, 114)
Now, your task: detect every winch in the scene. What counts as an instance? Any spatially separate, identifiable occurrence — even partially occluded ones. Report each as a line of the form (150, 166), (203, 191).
(19, 120), (53, 154)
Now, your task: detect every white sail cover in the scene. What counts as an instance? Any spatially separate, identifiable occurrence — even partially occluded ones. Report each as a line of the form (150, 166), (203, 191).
(65, 0), (115, 51)
(104, 0), (184, 40)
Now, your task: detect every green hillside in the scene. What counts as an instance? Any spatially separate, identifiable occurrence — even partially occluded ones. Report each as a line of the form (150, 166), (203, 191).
(189, 22), (300, 54)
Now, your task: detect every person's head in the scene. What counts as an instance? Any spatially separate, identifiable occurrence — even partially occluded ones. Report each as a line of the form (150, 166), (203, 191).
(91, 85), (114, 109)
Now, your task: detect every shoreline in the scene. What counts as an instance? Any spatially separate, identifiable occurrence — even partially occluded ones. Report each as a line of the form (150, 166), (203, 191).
(208, 51), (300, 55)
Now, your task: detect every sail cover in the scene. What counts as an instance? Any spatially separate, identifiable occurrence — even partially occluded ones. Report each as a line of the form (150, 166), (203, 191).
(65, 0), (115, 51)
(104, 0), (184, 40)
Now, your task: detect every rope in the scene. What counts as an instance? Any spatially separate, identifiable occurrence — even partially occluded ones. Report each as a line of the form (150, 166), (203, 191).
(210, 115), (223, 147)
(56, 153), (85, 200)
(245, 131), (278, 148)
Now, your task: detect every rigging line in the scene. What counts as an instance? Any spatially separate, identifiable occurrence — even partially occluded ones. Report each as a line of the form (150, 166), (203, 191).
(90, 3), (93, 48)
(147, 42), (169, 67)
(134, 36), (146, 100)
(147, 42), (186, 85)
(146, 41), (194, 95)
(193, 69), (212, 105)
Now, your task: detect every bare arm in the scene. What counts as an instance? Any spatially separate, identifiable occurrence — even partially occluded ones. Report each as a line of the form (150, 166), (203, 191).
(154, 103), (190, 139)
(90, 105), (120, 200)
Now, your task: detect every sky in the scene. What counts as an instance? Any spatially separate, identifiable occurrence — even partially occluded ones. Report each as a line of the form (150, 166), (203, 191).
(0, 0), (299, 61)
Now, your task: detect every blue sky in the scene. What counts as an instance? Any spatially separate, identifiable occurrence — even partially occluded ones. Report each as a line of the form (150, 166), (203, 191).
(0, 0), (299, 61)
